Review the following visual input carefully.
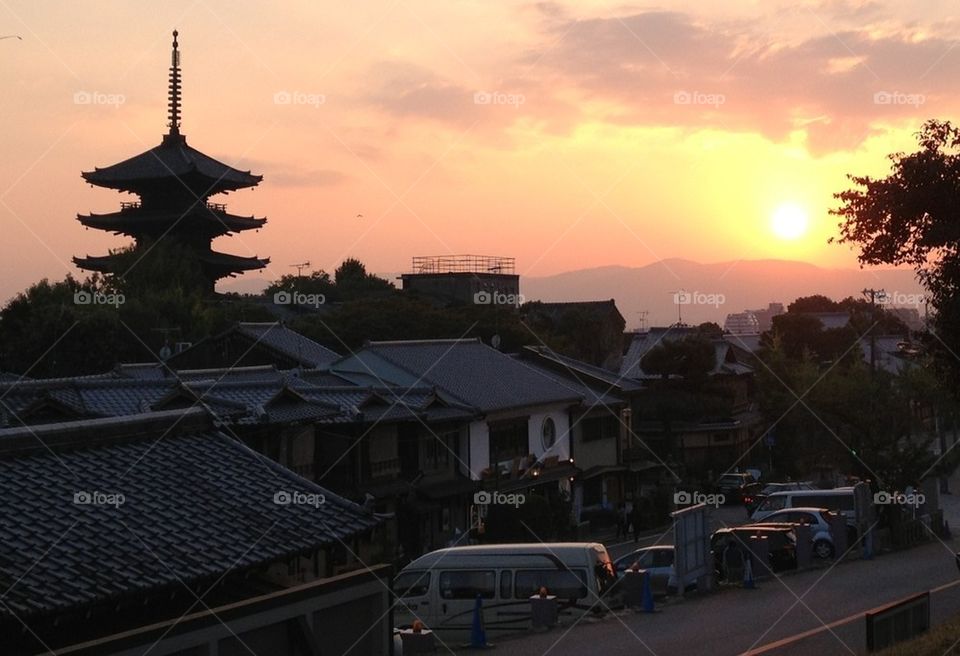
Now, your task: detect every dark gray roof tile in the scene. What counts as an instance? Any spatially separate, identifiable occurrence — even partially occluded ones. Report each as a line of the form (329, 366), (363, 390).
(0, 429), (378, 619)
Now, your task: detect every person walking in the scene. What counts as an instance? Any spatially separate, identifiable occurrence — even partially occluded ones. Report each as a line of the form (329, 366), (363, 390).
(615, 502), (627, 539)
(631, 502), (643, 543)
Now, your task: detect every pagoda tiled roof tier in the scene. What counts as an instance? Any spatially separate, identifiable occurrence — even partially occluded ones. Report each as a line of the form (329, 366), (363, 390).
(198, 250), (270, 276)
(82, 132), (262, 196)
(77, 206), (267, 238)
(73, 250), (269, 279)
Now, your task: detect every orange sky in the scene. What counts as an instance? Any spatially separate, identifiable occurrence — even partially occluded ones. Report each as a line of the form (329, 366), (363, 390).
(1, 0), (957, 302)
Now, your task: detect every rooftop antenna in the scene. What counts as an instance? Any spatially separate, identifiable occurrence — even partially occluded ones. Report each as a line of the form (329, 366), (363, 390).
(669, 290), (685, 327)
(167, 30), (182, 136)
(291, 261), (311, 278)
(636, 310), (649, 332)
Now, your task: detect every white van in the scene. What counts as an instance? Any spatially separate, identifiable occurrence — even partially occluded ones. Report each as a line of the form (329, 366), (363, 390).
(750, 487), (856, 523)
(392, 543), (615, 643)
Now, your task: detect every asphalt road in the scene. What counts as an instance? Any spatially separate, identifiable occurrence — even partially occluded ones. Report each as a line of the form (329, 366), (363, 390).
(482, 503), (960, 655)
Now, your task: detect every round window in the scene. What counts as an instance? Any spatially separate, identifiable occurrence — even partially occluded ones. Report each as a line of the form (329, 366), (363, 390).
(541, 417), (557, 450)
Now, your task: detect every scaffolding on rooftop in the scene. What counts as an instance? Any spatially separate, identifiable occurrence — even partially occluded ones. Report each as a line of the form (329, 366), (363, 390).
(410, 255), (516, 275)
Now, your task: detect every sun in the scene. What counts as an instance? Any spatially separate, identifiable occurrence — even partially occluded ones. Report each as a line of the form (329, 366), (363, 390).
(771, 203), (809, 240)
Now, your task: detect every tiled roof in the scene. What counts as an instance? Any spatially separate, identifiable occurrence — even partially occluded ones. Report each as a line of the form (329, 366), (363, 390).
(521, 345), (642, 392)
(511, 353), (625, 410)
(0, 415), (379, 620)
(113, 363), (285, 382)
(335, 339), (583, 413)
(724, 333), (762, 354)
(0, 373), (467, 428)
(526, 299), (625, 323)
(620, 328), (754, 379)
(237, 322), (340, 368)
(82, 133), (261, 193)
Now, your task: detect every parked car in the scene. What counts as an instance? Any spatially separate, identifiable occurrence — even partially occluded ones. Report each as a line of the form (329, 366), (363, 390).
(612, 546), (697, 595)
(710, 526), (797, 580)
(393, 543), (615, 643)
(754, 507), (840, 558)
(744, 481), (817, 514)
(750, 487), (856, 523)
(717, 472), (758, 504)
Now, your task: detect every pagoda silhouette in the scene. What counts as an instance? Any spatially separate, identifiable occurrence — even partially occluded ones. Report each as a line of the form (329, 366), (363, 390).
(74, 31), (269, 293)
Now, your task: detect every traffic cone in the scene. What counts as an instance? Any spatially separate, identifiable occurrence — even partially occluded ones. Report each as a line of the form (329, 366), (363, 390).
(743, 557), (755, 589)
(470, 593), (489, 648)
(641, 571), (655, 613)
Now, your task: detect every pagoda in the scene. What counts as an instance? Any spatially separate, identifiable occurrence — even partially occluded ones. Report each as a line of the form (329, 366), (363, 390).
(74, 31), (269, 293)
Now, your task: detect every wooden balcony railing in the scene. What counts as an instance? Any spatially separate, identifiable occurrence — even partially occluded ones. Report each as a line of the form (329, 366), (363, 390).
(369, 457), (401, 478)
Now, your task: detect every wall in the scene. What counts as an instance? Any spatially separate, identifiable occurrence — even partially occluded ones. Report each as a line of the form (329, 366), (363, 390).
(465, 403), (572, 479)
(54, 566), (393, 656)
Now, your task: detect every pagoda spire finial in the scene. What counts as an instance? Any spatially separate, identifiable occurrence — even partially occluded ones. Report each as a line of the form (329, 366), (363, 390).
(167, 29), (181, 136)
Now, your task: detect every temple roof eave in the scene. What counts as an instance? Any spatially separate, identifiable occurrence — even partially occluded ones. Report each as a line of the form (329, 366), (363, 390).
(76, 211), (267, 233)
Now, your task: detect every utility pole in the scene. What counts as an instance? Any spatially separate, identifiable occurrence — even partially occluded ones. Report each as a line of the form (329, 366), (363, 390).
(861, 288), (885, 373)
(290, 261), (310, 278)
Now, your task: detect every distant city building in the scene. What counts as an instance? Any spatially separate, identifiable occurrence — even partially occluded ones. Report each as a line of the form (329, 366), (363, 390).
(887, 306), (924, 331)
(752, 302), (784, 332)
(400, 255), (520, 306)
(723, 311), (760, 335)
(723, 303), (783, 335)
(74, 32), (269, 293)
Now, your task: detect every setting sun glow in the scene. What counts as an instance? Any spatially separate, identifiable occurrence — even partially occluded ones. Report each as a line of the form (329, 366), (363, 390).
(771, 204), (809, 240)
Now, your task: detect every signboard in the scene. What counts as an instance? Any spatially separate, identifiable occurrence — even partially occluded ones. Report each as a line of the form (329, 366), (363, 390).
(671, 503), (710, 591)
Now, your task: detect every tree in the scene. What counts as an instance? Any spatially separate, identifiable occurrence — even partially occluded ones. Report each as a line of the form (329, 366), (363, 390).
(787, 295), (838, 314)
(832, 119), (960, 387)
(640, 335), (715, 382)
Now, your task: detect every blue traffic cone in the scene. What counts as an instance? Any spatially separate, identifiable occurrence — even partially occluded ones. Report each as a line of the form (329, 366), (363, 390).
(743, 557), (755, 589)
(641, 571), (655, 613)
(470, 593), (488, 648)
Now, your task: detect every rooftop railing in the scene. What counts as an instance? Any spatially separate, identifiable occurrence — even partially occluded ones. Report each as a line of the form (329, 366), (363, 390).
(410, 255), (515, 274)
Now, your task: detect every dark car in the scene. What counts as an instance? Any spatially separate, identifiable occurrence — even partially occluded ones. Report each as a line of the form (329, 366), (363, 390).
(744, 481), (817, 514)
(716, 473), (759, 504)
(710, 525), (797, 580)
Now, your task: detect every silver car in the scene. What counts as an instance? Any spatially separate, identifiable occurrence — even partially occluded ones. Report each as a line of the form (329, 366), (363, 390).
(755, 507), (839, 559)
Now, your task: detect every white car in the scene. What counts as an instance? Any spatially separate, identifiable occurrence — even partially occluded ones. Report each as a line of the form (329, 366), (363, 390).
(612, 546), (697, 594)
(755, 507), (839, 559)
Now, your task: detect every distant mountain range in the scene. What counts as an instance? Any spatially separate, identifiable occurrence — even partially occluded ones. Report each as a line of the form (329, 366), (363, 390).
(520, 259), (927, 329)
(220, 258), (928, 330)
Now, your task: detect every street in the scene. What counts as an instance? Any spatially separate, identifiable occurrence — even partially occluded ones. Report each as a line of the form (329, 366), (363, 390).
(470, 497), (960, 656)
(487, 537), (960, 655)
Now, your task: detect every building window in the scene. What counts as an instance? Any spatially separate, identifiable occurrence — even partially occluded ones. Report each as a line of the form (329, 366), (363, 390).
(489, 421), (528, 470)
(541, 417), (557, 450)
(425, 430), (456, 470)
(582, 416), (618, 442)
